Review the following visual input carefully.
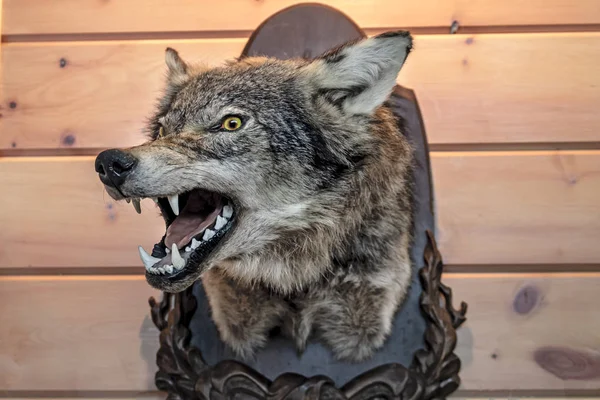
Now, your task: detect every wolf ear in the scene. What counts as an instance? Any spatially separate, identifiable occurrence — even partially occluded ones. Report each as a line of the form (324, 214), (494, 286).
(309, 31), (412, 115)
(165, 47), (189, 83)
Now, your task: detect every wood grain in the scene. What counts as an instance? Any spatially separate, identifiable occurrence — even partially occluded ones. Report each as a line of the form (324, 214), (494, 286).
(4, 0), (600, 35)
(0, 39), (246, 150)
(432, 151), (600, 265)
(1, 151), (599, 269)
(4, 397), (164, 400)
(1, 274), (598, 391)
(448, 273), (600, 391)
(3, 397), (165, 400)
(0, 0), (4, 114)
(24, 397), (588, 400)
(3, 33), (600, 150)
(4, 398), (599, 400)
(400, 32), (600, 145)
(0, 157), (165, 268)
(0, 276), (161, 391)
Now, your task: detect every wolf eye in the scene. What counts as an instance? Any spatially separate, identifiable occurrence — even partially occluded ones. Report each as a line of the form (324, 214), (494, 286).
(221, 116), (243, 131)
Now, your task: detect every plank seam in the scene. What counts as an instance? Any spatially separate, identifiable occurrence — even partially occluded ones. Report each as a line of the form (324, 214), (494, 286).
(0, 389), (598, 398)
(0, 391), (164, 398)
(3, 142), (600, 158)
(1, 266), (599, 276)
(444, 264), (600, 274)
(2, 24), (600, 43)
(453, 389), (600, 398)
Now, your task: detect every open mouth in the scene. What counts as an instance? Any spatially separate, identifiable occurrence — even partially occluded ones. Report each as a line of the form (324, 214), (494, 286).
(132, 189), (235, 281)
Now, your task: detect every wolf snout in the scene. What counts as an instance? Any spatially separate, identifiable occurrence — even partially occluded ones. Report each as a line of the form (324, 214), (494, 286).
(95, 148), (138, 189)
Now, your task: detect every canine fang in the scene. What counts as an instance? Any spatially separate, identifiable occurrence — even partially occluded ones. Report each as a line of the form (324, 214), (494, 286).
(138, 246), (160, 270)
(168, 195), (179, 215)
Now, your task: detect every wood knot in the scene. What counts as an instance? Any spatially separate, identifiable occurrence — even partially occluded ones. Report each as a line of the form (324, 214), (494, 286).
(106, 203), (116, 221)
(513, 284), (540, 315)
(60, 133), (76, 146)
(9, 101), (17, 109)
(59, 58), (68, 68)
(534, 347), (600, 380)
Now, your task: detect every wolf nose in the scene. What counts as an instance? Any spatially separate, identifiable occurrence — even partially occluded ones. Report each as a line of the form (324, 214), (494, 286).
(95, 149), (138, 189)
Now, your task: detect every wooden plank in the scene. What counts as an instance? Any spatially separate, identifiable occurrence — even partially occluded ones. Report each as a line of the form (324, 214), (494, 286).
(449, 273), (600, 391)
(1, 151), (599, 269)
(400, 32), (600, 145)
(4, 397), (165, 400)
(3, 33), (600, 150)
(0, 0), (4, 118)
(0, 274), (598, 391)
(9, 397), (600, 400)
(6, 397), (165, 400)
(0, 157), (165, 268)
(0, 39), (246, 150)
(4, 0), (600, 35)
(0, 276), (161, 391)
(4, 398), (164, 400)
(432, 151), (600, 265)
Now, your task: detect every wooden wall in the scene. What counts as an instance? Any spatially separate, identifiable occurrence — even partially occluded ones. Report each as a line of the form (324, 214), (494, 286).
(1, 1), (599, 398)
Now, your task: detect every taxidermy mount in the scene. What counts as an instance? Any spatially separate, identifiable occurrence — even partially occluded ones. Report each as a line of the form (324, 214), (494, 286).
(95, 30), (415, 362)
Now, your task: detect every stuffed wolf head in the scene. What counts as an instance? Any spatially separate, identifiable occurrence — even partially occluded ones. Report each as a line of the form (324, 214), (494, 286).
(95, 31), (413, 293)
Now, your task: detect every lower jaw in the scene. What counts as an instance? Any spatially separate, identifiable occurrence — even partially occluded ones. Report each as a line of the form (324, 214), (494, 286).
(146, 270), (200, 292)
(145, 218), (235, 291)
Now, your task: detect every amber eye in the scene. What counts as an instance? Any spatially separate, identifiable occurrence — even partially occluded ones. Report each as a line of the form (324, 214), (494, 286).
(221, 116), (243, 131)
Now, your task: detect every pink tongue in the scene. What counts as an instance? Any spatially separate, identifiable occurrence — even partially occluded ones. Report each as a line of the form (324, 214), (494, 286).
(165, 200), (222, 249)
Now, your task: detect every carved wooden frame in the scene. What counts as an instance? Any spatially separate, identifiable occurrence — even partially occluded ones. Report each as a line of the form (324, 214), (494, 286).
(149, 231), (467, 400)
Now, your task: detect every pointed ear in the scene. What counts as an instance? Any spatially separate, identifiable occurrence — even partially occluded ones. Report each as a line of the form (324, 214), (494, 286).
(165, 47), (189, 84)
(309, 31), (412, 115)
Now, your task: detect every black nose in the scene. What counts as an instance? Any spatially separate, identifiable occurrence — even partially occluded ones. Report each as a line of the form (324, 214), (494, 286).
(95, 149), (138, 189)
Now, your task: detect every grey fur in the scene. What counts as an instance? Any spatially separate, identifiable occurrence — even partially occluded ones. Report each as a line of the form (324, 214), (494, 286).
(100, 31), (415, 362)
